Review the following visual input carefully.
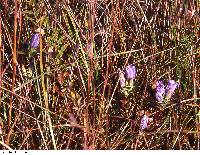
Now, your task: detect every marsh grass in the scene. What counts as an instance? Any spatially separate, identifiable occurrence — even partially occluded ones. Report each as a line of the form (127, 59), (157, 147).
(0, 0), (199, 150)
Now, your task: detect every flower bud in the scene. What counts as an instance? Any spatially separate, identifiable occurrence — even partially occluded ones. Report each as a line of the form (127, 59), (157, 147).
(118, 70), (126, 88)
(30, 33), (40, 48)
(155, 81), (165, 102)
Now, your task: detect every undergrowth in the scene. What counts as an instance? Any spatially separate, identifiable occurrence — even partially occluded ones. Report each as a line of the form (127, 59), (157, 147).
(0, 0), (199, 150)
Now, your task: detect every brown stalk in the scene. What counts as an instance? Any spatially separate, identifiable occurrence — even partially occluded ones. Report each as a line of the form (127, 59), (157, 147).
(0, 10), (2, 107)
(6, 0), (18, 145)
(90, 0), (97, 149)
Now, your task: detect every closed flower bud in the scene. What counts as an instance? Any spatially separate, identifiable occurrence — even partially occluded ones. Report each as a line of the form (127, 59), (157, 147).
(30, 33), (40, 48)
(118, 70), (126, 88)
(155, 81), (165, 102)
(30, 28), (45, 49)
(125, 65), (136, 80)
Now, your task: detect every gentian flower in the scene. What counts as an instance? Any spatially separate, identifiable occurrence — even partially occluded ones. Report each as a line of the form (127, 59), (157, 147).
(125, 65), (136, 80)
(118, 65), (136, 95)
(165, 80), (179, 100)
(30, 33), (40, 48)
(155, 81), (165, 102)
(30, 28), (45, 48)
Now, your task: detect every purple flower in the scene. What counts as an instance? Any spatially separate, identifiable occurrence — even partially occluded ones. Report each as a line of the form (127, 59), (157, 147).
(165, 80), (179, 99)
(140, 115), (149, 130)
(30, 33), (40, 48)
(155, 81), (165, 102)
(125, 65), (136, 80)
(118, 70), (126, 88)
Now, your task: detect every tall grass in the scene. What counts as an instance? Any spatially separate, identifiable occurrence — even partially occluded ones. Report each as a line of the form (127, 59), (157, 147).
(0, 0), (199, 150)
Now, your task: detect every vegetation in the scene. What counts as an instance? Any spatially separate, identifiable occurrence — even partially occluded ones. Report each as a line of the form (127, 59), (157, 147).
(0, 0), (199, 150)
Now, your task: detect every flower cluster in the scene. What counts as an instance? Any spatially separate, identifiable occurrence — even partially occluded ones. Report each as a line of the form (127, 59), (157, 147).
(118, 64), (179, 101)
(155, 80), (179, 102)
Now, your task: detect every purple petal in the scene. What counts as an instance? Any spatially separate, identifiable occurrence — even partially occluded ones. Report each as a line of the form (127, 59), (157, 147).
(155, 81), (165, 102)
(165, 80), (179, 99)
(125, 65), (136, 80)
(156, 81), (165, 93)
(30, 33), (40, 48)
(140, 115), (149, 130)
(155, 92), (164, 102)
